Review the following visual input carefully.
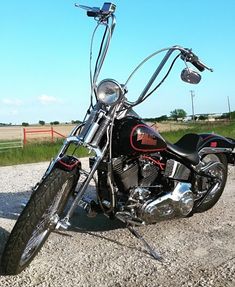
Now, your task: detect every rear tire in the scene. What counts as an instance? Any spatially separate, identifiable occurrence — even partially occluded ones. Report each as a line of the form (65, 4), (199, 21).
(193, 153), (228, 213)
(1, 167), (78, 275)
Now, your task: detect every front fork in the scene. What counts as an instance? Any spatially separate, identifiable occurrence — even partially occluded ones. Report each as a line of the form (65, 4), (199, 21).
(44, 122), (109, 230)
(55, 145), (105, 230)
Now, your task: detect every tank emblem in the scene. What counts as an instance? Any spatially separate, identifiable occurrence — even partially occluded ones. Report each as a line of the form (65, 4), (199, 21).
(137, 133), (157, 146)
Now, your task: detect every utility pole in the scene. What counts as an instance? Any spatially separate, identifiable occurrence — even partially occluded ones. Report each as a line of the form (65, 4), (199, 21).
(227, 96), (231, 120)
(190, 90), (195, 122)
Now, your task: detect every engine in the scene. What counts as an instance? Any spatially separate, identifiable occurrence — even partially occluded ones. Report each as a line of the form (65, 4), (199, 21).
(96, 156), (194, 225)
(112, 156), (159, 192)
(128, 183), (194, 224)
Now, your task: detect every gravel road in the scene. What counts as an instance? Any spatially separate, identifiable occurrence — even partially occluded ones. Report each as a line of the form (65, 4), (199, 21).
(0, 159), (234, 287)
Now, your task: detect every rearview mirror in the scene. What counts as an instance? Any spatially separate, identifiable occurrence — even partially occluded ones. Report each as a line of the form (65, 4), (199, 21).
(181, 68), (201, 84)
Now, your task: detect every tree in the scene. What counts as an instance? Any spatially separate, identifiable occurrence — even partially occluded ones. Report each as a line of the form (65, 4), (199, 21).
(170, 109), (187, 121)
(220, 113), (229, 120)
(230, 111), (235, 120)
(143, 115), (168, 122)
(198, 115), (208, 121)
(22, 122), (29, 126)
(156, 115), (168, 122)
(71, 120), (81, 124)
(50, 121), (60, 125)
(39, 120), (45, 126)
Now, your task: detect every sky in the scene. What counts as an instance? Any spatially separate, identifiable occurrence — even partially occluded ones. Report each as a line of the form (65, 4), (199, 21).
(0, 0), (235, 124)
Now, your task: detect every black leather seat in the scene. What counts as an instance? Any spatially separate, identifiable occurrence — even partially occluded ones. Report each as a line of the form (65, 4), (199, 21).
(167, 133), (201, 165)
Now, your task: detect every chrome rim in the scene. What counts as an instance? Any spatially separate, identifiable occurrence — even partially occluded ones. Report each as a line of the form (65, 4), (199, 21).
(201, 154), (224, 203)
(19, 180), (69, 266)
(19, 222), (50, 266)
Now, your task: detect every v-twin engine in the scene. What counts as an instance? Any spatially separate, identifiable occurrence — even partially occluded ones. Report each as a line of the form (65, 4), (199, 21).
(135, 183), (194, 224)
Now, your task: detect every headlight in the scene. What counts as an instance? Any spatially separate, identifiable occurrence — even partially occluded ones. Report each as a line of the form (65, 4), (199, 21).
(96, 79), (123, 106)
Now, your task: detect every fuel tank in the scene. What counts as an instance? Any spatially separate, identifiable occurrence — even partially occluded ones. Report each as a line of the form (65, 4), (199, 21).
(112, 117), (167, 156)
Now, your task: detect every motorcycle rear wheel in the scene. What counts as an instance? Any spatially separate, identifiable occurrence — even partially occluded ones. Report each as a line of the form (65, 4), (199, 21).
(1, 167), (78, 275)
(193, 153), (228, 213)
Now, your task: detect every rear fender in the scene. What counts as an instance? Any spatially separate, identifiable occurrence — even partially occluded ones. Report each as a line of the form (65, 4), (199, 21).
(198, 133), (235, 164)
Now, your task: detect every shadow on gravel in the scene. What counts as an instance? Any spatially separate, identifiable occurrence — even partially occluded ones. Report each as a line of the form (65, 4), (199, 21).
(0, 191), (158, 265)
(0, 189), (125, 232)
(68, 209), (155, 259)
(67, 207), (161, 259)
(70, 207), (126, 232)
(0, 189), (142, 261)
(0, 191), (31, 220)
(0, 189), (124, 232)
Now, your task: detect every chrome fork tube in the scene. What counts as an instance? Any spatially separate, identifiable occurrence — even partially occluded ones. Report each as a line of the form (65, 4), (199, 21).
(56, 141), (109, 229)
(62, 153), (101, 221)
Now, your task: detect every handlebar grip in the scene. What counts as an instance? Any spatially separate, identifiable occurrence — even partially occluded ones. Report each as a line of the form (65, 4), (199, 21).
(191, 60), (205, 72)
(87, 11), (100, 17)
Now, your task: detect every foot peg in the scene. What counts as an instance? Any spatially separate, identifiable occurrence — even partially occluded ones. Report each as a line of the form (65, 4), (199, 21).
(55, 217), (71, 230)
(78, 195), (102, 218)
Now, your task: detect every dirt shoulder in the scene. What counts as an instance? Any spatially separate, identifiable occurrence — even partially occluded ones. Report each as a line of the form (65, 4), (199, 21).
(0, 161), (234, 287)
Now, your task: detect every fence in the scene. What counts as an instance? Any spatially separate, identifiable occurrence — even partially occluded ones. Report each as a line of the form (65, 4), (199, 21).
(23, 126), (66, 144)
(0, 126), (23, 151)
(0, 140), (23, 151)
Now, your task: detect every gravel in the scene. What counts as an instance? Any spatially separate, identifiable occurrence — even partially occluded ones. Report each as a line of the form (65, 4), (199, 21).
(0, 159), (234, 287)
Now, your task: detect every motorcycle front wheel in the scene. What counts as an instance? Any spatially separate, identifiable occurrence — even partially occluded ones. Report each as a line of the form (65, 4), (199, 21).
(1, 167), (78, 275)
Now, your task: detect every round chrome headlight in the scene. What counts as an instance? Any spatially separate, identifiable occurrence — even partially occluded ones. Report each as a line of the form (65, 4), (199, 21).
(96, 79), (123, 106)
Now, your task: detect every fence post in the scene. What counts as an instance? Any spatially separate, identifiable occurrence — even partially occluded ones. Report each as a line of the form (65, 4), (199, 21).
(23, 128), (27, 145)
(51, 126), (54, 143)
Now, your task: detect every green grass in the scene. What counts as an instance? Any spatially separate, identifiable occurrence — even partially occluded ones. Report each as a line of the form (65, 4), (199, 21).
(161, 121), (235, 143)
(0, 121), (234, 166)
(0, 140), (89, 166)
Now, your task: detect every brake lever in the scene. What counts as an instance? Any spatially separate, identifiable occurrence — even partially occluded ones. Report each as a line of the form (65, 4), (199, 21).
(74, 3), (100, 13)
(181, 49), (213, 72)
(199, 60), (213, 72)
(74, 3), (90, 10)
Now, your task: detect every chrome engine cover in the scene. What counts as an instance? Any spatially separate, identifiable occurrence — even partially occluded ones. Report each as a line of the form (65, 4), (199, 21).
(140, 182), (194, 224)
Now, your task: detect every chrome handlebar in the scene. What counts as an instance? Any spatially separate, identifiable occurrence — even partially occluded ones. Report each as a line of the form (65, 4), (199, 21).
(180, 48), (213, 72)
(75, 3), (213, 109)
(75, 2), (116, 19)
(125, 46), (213, 107)
(75, 3), (116, 99)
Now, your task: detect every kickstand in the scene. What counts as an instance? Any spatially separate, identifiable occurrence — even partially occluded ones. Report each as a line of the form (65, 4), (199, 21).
(127, 224), (163, 261)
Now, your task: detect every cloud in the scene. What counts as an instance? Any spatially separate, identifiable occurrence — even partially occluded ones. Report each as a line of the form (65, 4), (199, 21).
(38, 94), (62, 105)
(2, 98), (22, 106)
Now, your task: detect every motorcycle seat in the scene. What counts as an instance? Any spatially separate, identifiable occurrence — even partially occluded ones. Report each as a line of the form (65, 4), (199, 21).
(167, 133), (202, 165)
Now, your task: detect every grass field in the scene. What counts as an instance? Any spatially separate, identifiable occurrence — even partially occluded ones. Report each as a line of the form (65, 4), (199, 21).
(161, 121), (235, 142)
(0, 121), (234, 166)
(0, 141), (89, 166)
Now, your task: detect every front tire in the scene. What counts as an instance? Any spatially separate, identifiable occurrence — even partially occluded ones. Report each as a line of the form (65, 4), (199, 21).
(1, 167), (79, 275)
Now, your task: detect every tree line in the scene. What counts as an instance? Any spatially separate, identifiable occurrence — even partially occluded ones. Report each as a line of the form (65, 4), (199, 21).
(144, 109), (235, 122)
(2, 110), (234, 127)
(21, 120), (81, 127)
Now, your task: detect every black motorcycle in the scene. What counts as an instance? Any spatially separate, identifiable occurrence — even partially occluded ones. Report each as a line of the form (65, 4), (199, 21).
(2, 3), (235, 275)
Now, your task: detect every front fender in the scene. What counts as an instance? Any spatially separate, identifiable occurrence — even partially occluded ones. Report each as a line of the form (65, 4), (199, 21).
(55, 155), (81, 173)
(198, 133), (235, 164)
